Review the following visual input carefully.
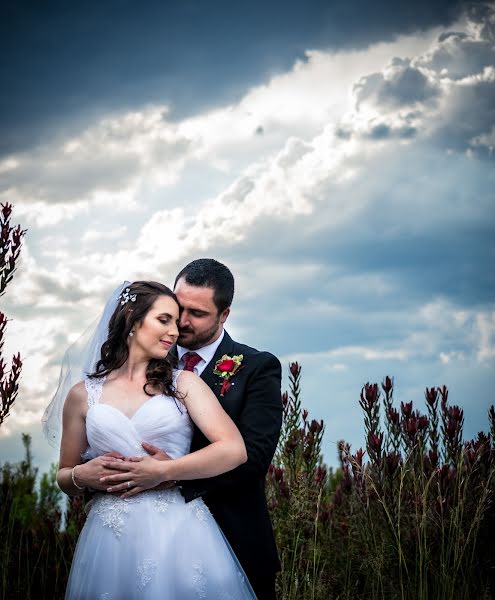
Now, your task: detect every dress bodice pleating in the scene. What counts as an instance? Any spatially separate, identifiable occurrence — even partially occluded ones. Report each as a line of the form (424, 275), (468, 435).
(82, 372), (194, 461)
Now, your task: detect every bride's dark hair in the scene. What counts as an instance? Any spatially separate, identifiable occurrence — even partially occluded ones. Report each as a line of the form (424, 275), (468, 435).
(88, 281), (181, 399)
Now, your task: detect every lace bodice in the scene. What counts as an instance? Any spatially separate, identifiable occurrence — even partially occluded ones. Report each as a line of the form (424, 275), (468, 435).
(82, 370), (193, 461)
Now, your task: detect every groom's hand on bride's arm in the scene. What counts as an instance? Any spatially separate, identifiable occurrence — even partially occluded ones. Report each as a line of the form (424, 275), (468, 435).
(141, 442), (176, 491)
(141, 441), (170, 461)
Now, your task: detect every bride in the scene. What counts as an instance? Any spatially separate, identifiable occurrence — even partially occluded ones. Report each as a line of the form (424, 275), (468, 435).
(49, 281), (257, 599)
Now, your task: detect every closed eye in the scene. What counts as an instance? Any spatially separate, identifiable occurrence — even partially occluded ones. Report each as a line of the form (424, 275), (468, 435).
(190, 310), (208, 318)
(157, 312), (175, 324)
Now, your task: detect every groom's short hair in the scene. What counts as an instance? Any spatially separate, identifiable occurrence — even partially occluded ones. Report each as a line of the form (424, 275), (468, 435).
(174, 258), (234, 313)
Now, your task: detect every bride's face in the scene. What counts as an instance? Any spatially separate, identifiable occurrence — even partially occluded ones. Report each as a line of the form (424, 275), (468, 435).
(130, 295), (179, 360)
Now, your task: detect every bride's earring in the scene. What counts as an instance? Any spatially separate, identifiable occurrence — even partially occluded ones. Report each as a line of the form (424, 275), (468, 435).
(129, 330), (134, 337)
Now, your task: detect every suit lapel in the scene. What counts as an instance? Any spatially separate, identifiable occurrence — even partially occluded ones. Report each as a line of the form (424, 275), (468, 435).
(172, 331), (236, 395)
(200, 330), (235, 392)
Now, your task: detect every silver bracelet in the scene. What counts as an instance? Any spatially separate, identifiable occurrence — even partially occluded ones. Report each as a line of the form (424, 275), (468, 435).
(71, 466), (86, 491)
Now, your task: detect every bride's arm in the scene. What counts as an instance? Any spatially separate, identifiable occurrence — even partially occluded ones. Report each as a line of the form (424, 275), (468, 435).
(56, 382), (90, 496)
(56, 382), (126, 495)
(100, 371), (247, 496)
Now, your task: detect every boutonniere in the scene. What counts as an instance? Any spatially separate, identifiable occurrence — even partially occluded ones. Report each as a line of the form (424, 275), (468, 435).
(213, 354), (244, 396)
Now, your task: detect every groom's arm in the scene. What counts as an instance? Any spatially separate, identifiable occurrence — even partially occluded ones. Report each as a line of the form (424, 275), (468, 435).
(181, 352), (282, 501)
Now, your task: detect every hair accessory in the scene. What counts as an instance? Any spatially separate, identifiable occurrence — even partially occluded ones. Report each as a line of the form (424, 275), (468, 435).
(119, 288), (137, 305)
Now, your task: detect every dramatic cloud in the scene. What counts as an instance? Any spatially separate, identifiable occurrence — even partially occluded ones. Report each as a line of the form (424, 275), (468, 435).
(0, 0), (463, 157)
(0, 108), (193, 208)
(354, 61), (441, 109)
(348, 6), (495, 158)
(1, 3), (493, 471)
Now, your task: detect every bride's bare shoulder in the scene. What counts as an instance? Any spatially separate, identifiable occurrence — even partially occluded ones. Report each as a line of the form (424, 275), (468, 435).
(64, 380), (88, 410)
(175, 370), (213, 404)
(175, 369), (197, 390)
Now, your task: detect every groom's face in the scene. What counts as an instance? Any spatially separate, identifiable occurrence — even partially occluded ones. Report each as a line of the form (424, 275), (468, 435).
(174, 277), (230, 350)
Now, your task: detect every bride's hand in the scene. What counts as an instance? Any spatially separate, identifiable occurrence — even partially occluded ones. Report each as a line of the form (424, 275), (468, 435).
(74, 452), (126, 491)
(100, 456), (168, 498)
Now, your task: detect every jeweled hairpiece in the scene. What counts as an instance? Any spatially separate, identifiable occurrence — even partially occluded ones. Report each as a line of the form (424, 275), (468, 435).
(119, 288), (137, 305)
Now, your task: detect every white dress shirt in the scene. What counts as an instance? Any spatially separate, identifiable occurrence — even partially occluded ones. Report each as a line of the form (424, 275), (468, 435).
(177, 329), (225, 376)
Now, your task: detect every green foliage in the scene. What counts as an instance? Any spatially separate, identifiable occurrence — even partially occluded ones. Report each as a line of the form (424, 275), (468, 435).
(0, 434), (83, 599)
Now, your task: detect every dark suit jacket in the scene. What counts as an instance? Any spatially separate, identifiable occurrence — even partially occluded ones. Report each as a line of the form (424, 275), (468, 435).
(179, 330), (283, 580)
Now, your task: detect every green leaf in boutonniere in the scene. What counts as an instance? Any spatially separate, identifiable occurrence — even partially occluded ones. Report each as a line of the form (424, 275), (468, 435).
(213, 354), (244, 396)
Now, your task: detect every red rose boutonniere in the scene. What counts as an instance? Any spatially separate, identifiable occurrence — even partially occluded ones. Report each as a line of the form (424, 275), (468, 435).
(213, 354), (244, 396)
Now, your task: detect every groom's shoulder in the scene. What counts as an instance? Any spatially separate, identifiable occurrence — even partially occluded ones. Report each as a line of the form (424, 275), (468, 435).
(230, 338), (281, 369)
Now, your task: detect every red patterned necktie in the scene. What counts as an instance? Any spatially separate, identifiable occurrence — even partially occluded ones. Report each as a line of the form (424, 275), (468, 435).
(182, 352), (202, 372)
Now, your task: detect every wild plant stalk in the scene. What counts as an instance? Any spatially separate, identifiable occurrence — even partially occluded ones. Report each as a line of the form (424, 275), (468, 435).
(0, 202), (26, 429)
(268, 362), (330, 599)
(0, 203), (26, 297)
(0, 311), (22, 428)
(352, 379), (494, 600)
(269, 369), (495, 599)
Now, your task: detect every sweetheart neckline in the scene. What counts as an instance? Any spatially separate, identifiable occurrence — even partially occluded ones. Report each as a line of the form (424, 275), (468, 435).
(86, 374), (186, 422)
(87, 394), (187, 422)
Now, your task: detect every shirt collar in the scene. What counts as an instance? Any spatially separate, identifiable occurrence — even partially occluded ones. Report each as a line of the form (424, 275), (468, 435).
(177, 329), (225, 366)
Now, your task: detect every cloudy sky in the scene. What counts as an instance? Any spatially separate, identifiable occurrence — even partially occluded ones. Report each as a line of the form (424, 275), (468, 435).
(1, 0), (494, 473)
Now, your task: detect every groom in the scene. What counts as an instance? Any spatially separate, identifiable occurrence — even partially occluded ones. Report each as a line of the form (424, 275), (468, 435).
(171, 258), (283, 599)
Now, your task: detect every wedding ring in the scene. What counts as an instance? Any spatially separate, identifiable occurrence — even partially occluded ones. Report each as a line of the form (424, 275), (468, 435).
(127, 481), (131, 488)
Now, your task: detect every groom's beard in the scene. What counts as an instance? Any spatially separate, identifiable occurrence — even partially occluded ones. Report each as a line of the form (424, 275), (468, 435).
(177, 317), (221, 350)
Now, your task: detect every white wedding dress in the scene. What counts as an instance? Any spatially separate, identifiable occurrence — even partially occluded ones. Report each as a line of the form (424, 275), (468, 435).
(65, 372), (257, 599)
